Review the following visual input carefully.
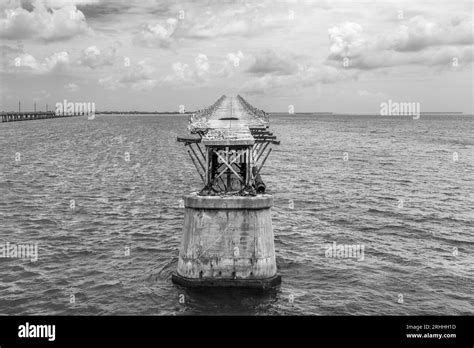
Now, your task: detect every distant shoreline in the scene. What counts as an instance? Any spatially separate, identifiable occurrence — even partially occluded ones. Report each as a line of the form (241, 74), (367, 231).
(95, 111), (194, 115)
(87, 112), (470, 116)
(2, 111), (467, 116)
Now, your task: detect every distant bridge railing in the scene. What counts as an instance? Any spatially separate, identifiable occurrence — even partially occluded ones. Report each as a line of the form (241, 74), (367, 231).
(188, 95), (226, 132)
(237, 95), (269, 124)
(1, 111), (85, 123)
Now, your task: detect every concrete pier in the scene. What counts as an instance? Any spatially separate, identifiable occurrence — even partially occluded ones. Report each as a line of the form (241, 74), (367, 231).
(173, 95), (281, 289)
(172, 193), (280, 288)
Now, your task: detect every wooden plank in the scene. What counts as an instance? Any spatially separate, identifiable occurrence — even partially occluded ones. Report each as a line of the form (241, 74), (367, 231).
(255, 142), (270, 163)
(196, 143), (205, 160)
(188, 143), (205, 173)
(205, 147), (209, 185)
(253, 135), (277, 140)
(255, 140), (280, 145)
(187, 150), (205, 183)
(255, 148), (272, 176)
(177, 136), (201, 143)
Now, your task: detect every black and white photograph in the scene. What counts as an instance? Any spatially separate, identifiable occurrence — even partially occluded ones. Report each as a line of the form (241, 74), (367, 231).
(0, 0), (473, 346)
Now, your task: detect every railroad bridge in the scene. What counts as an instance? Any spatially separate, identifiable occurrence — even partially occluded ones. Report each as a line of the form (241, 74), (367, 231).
(173, 95), (281, 288)
(177, 95), (279, 196)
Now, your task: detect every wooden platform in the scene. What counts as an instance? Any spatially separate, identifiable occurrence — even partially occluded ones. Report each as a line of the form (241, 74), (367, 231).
(202, 128), (255, 146)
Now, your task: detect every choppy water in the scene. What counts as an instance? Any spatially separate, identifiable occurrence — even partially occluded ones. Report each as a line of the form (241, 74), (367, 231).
(0, 114), (473, 315)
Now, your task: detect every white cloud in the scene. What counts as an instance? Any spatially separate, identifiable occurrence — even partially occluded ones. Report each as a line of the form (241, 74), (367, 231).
(328, 22), (368, 59)
(13, 51), (70, 73)
(327, 16), (474, 70)
(14, 53), (40, 70)
(2, 0), (472, 113)
(241, 63), (351, 95)
(227, 50), (244, 67)
(189, 18), (251, 39)
(130, 79), (157, 91)
(194, 53), (209, 78)
(45, 51), (70, 70)
(240, 74), (288, 95)
(164, 53), (210, 85)
(215, 50), (245, 77)
(99, 59), (157, 91)
(98, 75), (118, 90)
(44, 0), (99, 8)
(165, 51), (245, 83)
(168, 62), (193, 82)
(182, 5), (279, 40)
(78, 45), (116, 69)
(119, 60), (155, 82)
(64, 82), (79, 91)
(381, 15), (473, 52)
(131, 3), (282, 48)
(246, 49), (299, 75)
(132, 18), (178, 48)
(0, 1), (92, 41)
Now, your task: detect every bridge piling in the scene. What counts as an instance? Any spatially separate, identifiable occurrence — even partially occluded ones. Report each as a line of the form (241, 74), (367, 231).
(173, 95), (281, 289)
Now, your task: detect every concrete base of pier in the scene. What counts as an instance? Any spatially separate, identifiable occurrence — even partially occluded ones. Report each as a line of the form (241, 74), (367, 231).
(171, 273), (281, 289)
(172, 193), (281, 289)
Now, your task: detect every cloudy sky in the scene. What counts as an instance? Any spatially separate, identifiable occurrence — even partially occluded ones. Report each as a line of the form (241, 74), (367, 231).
(0, 0), (472, 113)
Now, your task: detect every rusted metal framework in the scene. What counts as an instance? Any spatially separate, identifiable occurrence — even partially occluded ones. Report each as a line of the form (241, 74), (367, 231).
(177, 95), (279, 196)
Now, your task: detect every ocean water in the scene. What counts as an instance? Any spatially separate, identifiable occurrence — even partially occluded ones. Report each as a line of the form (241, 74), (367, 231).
(0, 114), (472, 315)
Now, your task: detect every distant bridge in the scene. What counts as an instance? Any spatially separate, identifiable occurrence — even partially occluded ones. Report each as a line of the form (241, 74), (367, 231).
(1, 111), (86, 123)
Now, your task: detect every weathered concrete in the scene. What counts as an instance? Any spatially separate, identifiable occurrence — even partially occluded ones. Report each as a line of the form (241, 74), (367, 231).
(174, 95), (280, 289)
(171, 273), (281, 289)
(172, 193), (281, 288)
(184, 193), (273, 209)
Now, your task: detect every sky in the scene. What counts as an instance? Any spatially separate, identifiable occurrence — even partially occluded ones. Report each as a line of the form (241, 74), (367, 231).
(0, 0), (473, 113)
